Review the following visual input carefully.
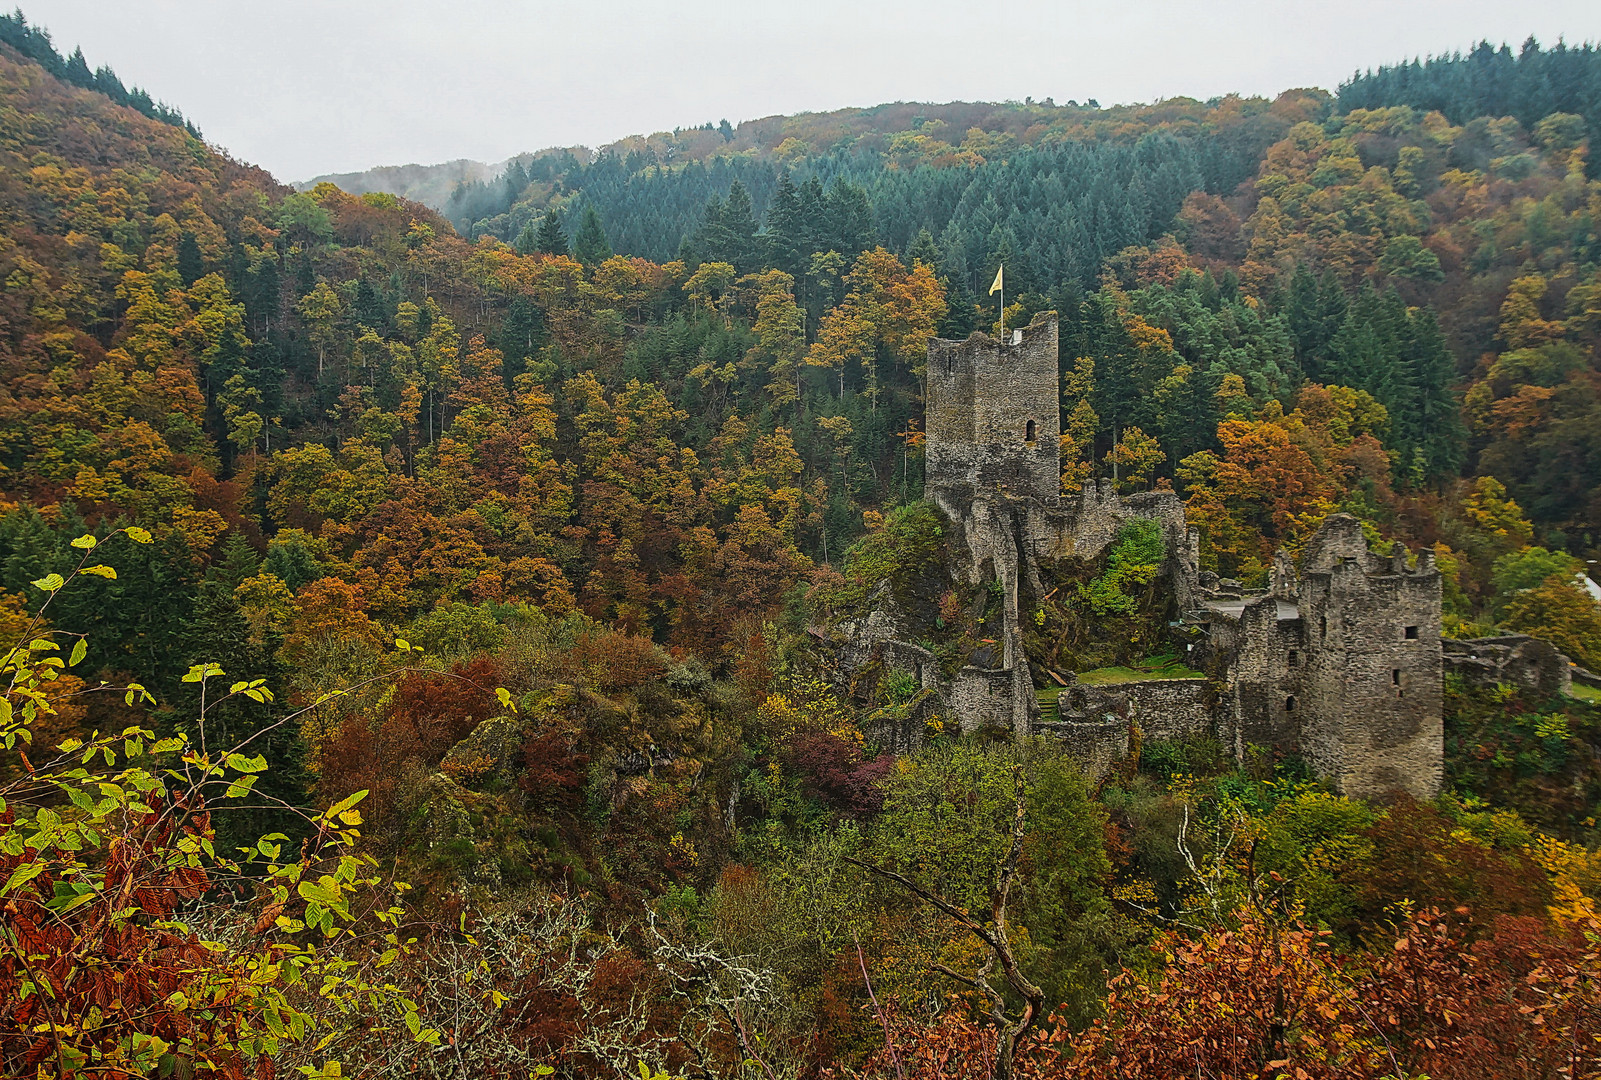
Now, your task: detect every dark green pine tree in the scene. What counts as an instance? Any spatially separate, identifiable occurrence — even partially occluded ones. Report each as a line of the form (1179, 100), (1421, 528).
(1367, 286), (1413, 412)
(824, 179), (876, 256)
(533, 210), (569, 256)
(1307, 268), (1349, 382)
(1284, 264), (1320, 362)
(264, 537), (323, 594)
(176, 231), (205, 287)
(1082, 290), (1151, 441)
(242, 252), (279, 338)
(1400, 306), (1467, 484)
(906, 227), (940, 269)
(572, 206), (612, 266)
(1161, 362), (1224, 465)
(719, 180), (760, 271)
(760, 173), (806, 279)
(353, 278), (386, 331)
(295, 248), (315, 297)
(495, 295), (546, 374)
(1328, 285), (1380, 395)
(181, 564), (309, 852)
(63, 46), (92, 88)
(690, 180), (759, 271)
(797, 177), (830, 256)
(211, 533), (260, 590)
(938, 274), (978, 339)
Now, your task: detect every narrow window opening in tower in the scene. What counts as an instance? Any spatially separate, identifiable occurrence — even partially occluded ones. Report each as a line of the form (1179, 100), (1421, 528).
(1285, 696), (1296, 712)
(1025, 419), (1036, 443)
(1391, 669), (1401, 686)
(1320, 615), (1327, 638)
(1405, 625), (1419, 639)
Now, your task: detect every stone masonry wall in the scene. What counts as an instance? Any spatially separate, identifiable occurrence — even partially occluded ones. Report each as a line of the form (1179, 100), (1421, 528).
(926, 313), (1060, 510)
(1128, 679), (1212, 742)
(1296, 519), (1442, 801)
(1443, 635), (1573, 699)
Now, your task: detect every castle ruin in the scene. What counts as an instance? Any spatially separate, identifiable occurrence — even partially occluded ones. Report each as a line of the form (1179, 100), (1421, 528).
(846, 311), (1460, 801)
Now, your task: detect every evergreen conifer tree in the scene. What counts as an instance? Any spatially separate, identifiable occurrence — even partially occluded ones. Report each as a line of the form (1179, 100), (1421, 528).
(63, 46), (91, 88)
(907, 227), (940, 269)
(353, 279), (386, 331)
(572, 206), (612, 266)
(534, 210), (568, 256)
(176, 231), (205, 287)
(761, 174), (806, 278)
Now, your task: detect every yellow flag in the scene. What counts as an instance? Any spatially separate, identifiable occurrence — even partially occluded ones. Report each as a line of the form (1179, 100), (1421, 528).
(989, 264), (1004, 295)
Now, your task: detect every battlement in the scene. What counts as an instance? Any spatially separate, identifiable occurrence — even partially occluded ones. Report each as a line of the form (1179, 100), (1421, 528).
(1298, 513), (1439, 581)
(926, 312), (1061, 510)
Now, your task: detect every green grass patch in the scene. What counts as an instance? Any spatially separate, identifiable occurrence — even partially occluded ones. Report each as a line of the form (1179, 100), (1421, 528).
(1076, 656), (1204, 685)
(1572, 682), (1601, 705)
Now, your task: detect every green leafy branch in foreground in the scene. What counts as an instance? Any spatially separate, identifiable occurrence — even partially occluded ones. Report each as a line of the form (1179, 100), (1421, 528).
(0, 529), (519, 1079)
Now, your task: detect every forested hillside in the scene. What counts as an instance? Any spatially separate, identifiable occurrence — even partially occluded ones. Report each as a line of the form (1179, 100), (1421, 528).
(2, 16), (1601, 1080)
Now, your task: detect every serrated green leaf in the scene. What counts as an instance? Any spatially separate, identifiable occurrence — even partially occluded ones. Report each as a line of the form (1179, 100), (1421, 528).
(3, 862), (46, 895)
(80, 565), (117, 580)
(324, 790), (367, 822)
(70, 534), (96, 550)
(125, 526), (153, 544)
(30, 573), (65, 592)
(68, 638), (86, 667)
(181, 663), (222, 684)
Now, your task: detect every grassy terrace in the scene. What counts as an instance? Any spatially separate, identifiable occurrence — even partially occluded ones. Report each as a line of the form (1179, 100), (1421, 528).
(1036, 656), (1206, 713)
(1074, 658), (1206, 685)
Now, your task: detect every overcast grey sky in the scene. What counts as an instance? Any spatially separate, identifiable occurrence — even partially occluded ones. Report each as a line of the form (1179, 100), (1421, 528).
(17, 1), (1601, 182)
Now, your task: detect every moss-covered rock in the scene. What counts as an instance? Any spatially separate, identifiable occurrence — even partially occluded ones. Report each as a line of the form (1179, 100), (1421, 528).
(440, 715), (522, 788)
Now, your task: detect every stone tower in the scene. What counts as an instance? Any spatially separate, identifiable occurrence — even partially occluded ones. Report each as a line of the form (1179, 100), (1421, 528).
(925, 312), (1060, 516)
(1294, 515), (1443, 799)
(1196, 515), (1444, 801)
(920, 313), (1061, 739)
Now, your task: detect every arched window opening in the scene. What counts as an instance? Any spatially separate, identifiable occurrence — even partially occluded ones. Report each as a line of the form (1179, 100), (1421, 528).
(1025, 419), (1037, 443)
(1285, 696), (1297, 712)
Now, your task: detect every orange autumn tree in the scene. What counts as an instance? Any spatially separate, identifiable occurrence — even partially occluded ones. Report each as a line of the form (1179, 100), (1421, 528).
(808, 247), (945, 406)
(843, 908), (1601, 1080)
(1180, 385), (1389, 580)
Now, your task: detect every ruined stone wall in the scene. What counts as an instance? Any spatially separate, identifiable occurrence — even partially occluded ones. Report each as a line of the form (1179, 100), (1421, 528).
(951, 664), (1034, 736)
(1016, 482), (1200, 609)
(1218, 597), (1306, 759)
(1128, 679), (1212, 742)
(1036, 717), (1129, 780)
(926, 313), (1060, 510)
(1443, 635), (1573, 699)
(1297, 530), (1442, 801)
